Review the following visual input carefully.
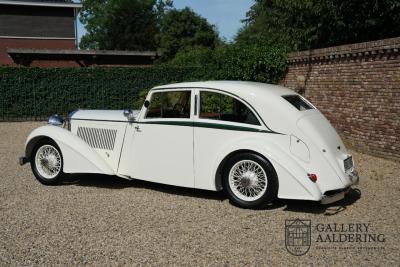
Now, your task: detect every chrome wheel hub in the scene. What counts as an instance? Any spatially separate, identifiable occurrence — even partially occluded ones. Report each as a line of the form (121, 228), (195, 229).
(240, 171), (258, 187)
(228, 160), (268, 202)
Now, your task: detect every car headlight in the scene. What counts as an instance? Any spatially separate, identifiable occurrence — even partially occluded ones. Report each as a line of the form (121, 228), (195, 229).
(48, 114), (64, 127)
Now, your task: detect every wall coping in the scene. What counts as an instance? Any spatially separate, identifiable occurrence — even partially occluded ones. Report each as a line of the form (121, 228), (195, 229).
(287, 37), (400, 63)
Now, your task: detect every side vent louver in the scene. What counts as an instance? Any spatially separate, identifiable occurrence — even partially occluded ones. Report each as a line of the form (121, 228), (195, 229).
(77, 127), (117, 150)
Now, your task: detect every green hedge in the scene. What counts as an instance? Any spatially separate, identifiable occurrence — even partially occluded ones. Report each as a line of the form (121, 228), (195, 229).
(168, 43), (288, 83)
(0, 46), (287, 121)
(0, 66), (205, 120)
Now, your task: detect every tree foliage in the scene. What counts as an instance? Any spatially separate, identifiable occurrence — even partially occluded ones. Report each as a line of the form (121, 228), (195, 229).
(79, 0), (219, 57)
(158, 7), (220, 60)
(79, 0), (172, 50)
(236, 0), (400, 51)
(168, 43), (287, 84)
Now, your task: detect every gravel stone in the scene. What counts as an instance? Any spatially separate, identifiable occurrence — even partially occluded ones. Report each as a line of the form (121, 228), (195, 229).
(0, 122), (399, 266)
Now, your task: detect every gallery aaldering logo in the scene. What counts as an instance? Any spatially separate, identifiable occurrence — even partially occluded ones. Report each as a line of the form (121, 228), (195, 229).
(285, 219), (386, 255)
(285, 219), (311, 256)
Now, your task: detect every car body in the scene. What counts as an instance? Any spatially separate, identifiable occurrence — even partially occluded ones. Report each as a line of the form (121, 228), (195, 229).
(20, 81), (359, 208)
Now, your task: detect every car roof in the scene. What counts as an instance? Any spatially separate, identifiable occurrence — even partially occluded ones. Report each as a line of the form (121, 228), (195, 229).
(152, 81), (296, 98)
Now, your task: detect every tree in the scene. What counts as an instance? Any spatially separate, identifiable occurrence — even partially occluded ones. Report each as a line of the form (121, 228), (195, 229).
(158, 7), (220, 60)
(236, 0), (400, 51)
(168, 43), (287, 84)
(79, 0), (172, 50)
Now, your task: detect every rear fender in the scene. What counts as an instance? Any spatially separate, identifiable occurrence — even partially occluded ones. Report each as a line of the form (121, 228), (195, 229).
(25, 125), (114, 175)
(213, 137), (322, 201)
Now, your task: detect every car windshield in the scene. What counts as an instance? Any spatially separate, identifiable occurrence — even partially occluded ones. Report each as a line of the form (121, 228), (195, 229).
(282, 95), (314, 111)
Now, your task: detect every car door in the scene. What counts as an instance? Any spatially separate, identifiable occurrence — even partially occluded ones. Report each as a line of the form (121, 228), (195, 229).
(193, 89), (265, 190)
(124, 89), (194, 188)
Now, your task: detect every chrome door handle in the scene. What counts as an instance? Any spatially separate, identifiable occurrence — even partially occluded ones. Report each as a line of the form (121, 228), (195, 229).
(134, 125), (141, 131)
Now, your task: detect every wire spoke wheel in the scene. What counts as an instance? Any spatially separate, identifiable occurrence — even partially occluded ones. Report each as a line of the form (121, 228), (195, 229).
(228, 160), (268, 202)
(34, 144), (62, 179)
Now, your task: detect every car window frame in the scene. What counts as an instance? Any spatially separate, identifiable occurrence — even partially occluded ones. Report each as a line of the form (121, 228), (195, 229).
(194, 88), (266, 130)
(139, 88), (194, 122)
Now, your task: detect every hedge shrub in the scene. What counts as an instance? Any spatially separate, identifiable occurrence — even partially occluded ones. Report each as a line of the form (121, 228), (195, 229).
(0, 45), (287, 121)
(168, 43), (288, 84)
(0, 66), (205, 120)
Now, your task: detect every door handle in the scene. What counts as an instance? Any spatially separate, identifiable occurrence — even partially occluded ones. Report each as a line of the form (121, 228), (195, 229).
(134, 125), (141, 132)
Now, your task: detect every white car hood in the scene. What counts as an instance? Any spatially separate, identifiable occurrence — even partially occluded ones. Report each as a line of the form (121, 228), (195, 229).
(71, 109), (140, 122)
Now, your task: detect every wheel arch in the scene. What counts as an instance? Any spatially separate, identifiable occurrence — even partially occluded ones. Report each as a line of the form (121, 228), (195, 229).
(212, 144), (322, 201)
(24, 125), (115, 175)
(25, 135), (53, 160)
(214, 149), (276, 190)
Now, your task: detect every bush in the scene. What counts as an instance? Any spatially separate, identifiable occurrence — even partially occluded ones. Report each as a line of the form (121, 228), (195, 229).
(168, 47), (215, 68)
(0, 45), (287, 121)
(0, 66), (205, 120)
(168, 43), (287, 84)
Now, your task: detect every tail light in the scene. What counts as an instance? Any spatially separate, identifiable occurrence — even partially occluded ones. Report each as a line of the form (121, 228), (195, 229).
(308, 173), (317, 182)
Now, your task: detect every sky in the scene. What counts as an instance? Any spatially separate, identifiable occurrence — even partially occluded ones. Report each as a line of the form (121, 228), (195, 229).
(76, 0), (254, 45)
(172, 0), (254, 41)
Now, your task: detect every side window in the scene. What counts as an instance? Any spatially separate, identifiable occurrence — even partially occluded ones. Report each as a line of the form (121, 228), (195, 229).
(145, 90), (191, 119)
(200, 91), (260, 125)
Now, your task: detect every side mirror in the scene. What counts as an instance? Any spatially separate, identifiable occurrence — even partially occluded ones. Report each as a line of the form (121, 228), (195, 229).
(144, 100), (150, 108)
(123, 109), (136, 121)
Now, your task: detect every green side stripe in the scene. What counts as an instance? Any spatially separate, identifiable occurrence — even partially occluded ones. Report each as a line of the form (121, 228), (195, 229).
(141, 120), (278, 133)
(71, 118), (283, 134)
(141, 120), (193, 127)
(194, 122), (269, 133)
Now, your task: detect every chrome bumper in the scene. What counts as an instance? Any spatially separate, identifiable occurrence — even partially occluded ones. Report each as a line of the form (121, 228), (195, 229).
(321, 170), (359, 205)
(321, 189), (348, 204)
(348, 169), (359, 185)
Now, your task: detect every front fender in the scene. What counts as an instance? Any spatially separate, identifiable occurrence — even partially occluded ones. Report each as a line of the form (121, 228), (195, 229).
(213, 136), (322, 201)
(25, 125), (114, 175)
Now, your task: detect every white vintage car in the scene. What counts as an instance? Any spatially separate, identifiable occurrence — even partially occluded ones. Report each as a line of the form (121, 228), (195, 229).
(20, 81), (358, 208)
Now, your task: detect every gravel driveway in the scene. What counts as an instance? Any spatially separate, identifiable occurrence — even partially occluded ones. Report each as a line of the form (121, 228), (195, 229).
(0, 122), (399, 266)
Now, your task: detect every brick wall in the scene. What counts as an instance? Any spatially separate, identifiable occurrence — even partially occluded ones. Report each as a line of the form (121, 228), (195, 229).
(281, 37), (400, 161)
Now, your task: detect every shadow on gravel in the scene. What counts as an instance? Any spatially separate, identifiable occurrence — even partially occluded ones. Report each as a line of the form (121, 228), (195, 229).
(63, 174), (134, 189)
(282, 188), (361, 215)
(62, 174), (361, 213)
(63, 174), (226, 201)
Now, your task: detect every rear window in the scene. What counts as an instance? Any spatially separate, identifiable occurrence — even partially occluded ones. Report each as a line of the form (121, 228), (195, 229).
(282, 95), (314, 111)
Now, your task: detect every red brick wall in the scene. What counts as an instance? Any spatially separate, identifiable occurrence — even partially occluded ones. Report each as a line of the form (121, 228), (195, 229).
(280, 37), (400, 161)
(0, 38), (76, 66)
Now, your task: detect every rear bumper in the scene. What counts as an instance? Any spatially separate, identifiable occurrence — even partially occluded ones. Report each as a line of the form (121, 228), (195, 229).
(321, 187), (349, 204)
(348, 169), (359, 185)
(320, 170), (359, 205)
(19, 156), (28, 166)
